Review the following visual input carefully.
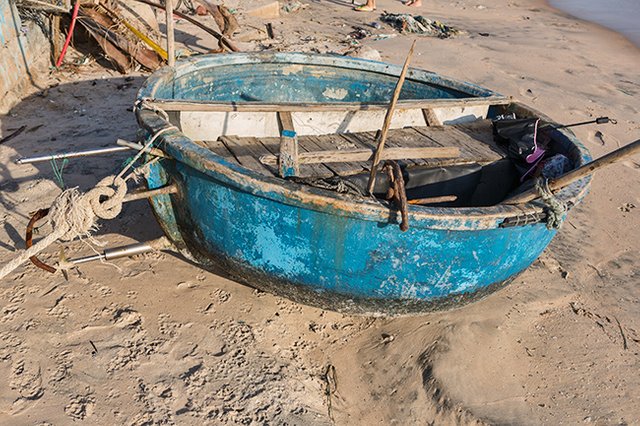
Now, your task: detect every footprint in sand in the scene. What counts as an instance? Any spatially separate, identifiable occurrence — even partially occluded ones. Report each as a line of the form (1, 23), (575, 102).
(211, 288), (231, 304)
(0, 332), (23, 360)
(48, 350), (73, 385)
(10, 358), (44, 401)
(64, 390), (96, 420)
(113, 307), (143, 329)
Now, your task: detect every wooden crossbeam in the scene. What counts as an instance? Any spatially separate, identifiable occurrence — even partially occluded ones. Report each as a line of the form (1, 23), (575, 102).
(259, 146), (460, 166)
(143, 96), (510, 113)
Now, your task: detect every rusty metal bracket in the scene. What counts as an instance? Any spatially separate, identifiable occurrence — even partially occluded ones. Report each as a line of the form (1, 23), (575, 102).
(383, 161), (409, 232)
(25, 208), (57, 273)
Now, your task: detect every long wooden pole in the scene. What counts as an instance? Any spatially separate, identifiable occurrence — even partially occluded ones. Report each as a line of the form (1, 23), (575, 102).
(367, 40), (416, 195)
(504, 138), (640, 204)
(165, 0), (175, 67)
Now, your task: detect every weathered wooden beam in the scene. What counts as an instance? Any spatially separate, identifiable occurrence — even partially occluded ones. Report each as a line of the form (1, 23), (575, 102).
(277, 111), (299, 177)
(260, 146), (460, 166)
(165, 0), (175, 67)
(408, 195), (457, 205)
(143, 96), (509, 113)
(422, 108), (442, 126)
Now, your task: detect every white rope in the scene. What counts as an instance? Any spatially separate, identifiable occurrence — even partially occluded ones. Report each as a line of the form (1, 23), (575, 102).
(0, 121), (175, 281)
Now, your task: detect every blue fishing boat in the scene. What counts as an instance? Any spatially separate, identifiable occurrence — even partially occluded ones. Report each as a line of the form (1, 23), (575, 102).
(135, 53), (591, 315)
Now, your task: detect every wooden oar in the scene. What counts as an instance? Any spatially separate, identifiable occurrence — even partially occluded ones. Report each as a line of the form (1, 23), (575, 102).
(504, 138), (640, 204)
(367, 40), (417, 195)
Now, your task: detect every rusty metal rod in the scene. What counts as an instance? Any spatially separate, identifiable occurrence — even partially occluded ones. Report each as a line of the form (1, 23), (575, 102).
(25, 209), (56, 273)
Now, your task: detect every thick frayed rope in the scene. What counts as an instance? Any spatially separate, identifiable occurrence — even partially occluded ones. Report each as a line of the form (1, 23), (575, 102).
(0, 119), (176, 280)
(535, 178), (567, 230)
(0, 176), (127, 280)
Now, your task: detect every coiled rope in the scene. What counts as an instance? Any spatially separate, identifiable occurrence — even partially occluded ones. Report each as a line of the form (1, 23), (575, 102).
(535, 177), (567, 229)
(0, 123), (176, 281)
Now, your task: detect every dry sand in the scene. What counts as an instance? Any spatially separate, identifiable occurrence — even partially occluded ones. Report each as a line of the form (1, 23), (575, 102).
(0, 0), (639, 424)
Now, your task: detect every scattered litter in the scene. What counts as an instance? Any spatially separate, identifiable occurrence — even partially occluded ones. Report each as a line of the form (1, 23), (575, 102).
(380, 12), (461, 38)
(369, 21), (382, 29)
(373, 33), (397, 41)
(348, 26), (371, 40)
(381, 333), (395, 344)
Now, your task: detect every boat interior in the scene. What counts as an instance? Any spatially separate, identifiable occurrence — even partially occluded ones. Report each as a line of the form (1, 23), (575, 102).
(147, 99), (580, 209)
(196, 120), (518, 207)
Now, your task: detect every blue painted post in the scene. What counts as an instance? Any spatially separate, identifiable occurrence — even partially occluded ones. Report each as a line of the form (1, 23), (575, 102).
(277, 111), (299, 177)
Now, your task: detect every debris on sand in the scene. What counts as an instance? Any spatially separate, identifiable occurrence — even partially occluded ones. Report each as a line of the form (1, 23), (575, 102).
(380, 13), (461, 38)
(345, 45), (381, 61)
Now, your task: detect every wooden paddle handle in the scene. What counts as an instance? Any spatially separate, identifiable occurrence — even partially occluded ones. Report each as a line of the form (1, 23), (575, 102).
(367, 40), (417, 194)
(504, 138), (640, 204)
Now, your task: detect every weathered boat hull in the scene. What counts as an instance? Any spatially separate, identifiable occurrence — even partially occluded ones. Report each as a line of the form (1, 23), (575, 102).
(137, 53), (591, 315)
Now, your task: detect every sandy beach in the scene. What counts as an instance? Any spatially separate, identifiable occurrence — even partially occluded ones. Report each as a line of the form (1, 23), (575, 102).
(0, 0), (639, 424)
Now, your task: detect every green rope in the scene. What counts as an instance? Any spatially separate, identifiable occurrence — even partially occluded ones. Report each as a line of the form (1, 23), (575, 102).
(50, 158), (69, 189)
(535, 178), (567, 229)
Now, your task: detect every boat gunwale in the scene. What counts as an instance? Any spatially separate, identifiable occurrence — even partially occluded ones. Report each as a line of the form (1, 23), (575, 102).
(138, 52), (501, 101)
(138, 95), (510, 112)
(136, 54), (592, 231)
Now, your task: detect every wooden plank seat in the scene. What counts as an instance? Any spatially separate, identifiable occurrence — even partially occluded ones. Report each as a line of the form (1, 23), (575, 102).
(196, 120), (506, 178)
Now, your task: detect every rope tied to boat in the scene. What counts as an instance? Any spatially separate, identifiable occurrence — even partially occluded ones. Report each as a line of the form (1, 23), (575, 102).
(134, 98), (170, 122)
(0, 124), (176, 281)
(534, 177), (567, 229)
(0, 176), (127, 280)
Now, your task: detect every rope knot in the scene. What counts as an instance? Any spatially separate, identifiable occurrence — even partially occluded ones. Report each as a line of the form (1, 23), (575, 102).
(47, 176), (127, 242)
(535, 178), (567, 230)
(86, 176), (127, 220)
